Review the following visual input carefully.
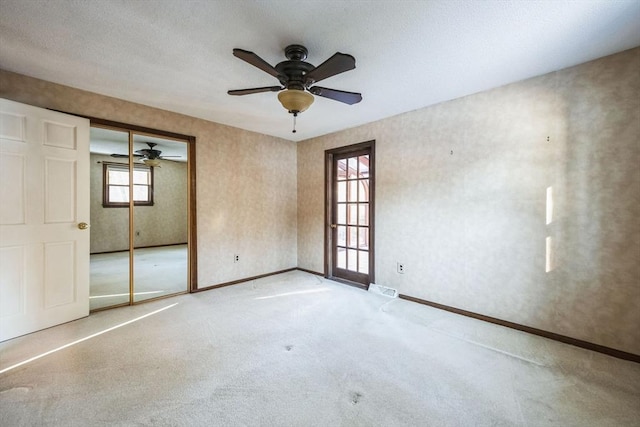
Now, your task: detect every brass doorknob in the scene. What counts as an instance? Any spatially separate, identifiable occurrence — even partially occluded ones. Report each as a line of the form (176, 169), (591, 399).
(78, 222), (89, 230)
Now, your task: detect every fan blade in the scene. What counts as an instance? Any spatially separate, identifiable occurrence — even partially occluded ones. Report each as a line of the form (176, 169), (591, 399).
(110, 153), (142, 158)
(305, 53), (356, 85)
(233, 49), (284, 81)
(228, 86), (283, 96)
(309, 86), (362, 105)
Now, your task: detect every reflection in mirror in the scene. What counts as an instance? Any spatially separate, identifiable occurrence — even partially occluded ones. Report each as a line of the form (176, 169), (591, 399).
(89, 127), (130, 310)
(132, 133), (188, 302)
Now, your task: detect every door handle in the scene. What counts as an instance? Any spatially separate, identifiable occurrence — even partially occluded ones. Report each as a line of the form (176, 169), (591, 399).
(330, 224), (337, 229)
(78, 222), (90, 230)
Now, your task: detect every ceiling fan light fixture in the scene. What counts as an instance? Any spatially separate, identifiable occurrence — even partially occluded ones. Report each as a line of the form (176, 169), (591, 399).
(142, 158), (161, 167)
(277, 89), (314, 114)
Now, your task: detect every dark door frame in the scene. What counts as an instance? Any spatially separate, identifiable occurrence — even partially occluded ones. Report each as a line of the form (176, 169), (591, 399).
(324, 140), (375, 289)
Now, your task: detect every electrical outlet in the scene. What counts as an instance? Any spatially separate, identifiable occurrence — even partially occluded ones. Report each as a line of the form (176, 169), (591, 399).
(234, 254), (239, 263)
(397, 262), (405, 274)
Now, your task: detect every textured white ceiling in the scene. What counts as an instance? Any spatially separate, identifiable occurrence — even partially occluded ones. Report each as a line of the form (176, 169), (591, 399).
(1, 1), (639, 142)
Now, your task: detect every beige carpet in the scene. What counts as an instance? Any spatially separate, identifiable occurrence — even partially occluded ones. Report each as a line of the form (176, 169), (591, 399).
(1, 271), (639, 426)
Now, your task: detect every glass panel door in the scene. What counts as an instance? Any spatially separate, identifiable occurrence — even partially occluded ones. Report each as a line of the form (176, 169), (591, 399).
(327, 142), (374, 287)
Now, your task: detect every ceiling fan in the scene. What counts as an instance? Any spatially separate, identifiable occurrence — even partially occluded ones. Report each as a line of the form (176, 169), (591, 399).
(110, 142), (180, 166)
(228, 44), (362, 132)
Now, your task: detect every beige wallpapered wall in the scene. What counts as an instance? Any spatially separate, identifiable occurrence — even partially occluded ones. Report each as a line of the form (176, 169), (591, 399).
(89, 153), (188, 253)
(0, 72), (298, 286)
(297, 47), (640, 355)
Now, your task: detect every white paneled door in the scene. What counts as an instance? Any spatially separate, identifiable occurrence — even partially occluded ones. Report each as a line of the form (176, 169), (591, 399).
(0, 98), (90, 341)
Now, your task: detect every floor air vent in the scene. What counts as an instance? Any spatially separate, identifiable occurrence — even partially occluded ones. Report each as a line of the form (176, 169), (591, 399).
(368, 284), (398, 298)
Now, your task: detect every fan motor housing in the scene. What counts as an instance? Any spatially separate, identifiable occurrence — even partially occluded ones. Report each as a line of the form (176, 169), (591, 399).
(276, 60), (314, 90)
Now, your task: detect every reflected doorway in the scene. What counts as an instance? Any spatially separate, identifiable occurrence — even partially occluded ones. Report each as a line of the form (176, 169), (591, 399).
(88, 124), (194, 311)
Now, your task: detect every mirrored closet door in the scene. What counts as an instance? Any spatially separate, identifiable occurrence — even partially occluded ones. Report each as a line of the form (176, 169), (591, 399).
(89, 125), (191, 311)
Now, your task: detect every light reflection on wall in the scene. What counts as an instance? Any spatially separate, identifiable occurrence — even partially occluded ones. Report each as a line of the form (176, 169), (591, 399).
(546, 186), (554, 273)
(546, 236), (553, 273)
(546, 186), (553, 225)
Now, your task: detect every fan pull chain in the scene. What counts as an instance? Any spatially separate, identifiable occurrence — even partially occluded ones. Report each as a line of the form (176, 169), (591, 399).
(292, 112), (298, 133)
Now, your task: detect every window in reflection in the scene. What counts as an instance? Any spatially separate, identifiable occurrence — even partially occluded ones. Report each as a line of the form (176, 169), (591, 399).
(103, 163), (153, 207)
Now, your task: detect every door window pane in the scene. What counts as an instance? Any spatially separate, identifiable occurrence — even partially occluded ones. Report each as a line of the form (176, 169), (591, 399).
(358, 227), (368, 249)
(359, 155), (369, 178)
(348, 204), (358, 225)
(359, 179), (369, 202)
(337, 247), (347, 269)
(348, 157), (358, 179)
(358, 251), (369, 274)
(337, 226), (346, 246)
(359, 204), (369, 226)
(348, 180), (358, 202)
(337, 181), (347, 202)
(348, 226), (358, 248)
(337, 159), (347, 181)
(337, 204), (346, 224)
(348, 249), (358, 271)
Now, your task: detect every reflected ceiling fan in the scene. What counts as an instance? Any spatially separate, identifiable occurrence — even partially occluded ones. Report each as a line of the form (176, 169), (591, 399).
(228, 44), (362, 132)
(110, 142), (179, 167)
